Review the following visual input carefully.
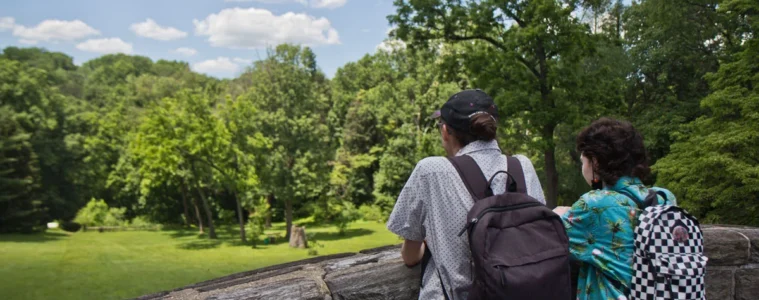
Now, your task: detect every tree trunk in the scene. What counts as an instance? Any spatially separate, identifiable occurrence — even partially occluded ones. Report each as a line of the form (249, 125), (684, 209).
(288, 226), (307, 248)
(543, 124), (559, 209)
(265, 194), (273, 228)
(184, 182), (204, 233)
(285, 199), (293, 240)
(195, 184), (217, 239)
(180, 184), (191, 227)
(233, 191), (247, 242)
(194, 197), (204, 234)
(535, 38), (557, 208)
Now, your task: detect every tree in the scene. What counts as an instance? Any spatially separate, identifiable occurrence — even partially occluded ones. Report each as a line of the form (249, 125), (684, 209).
(0, 57), (87, 223)
(654, 0), (759, 226)
(210, 95), (269, 242)
(622, 0), (722, 164)
(0, 106), (44, 233)
(390, 0), (601, 207)
(245, 44), (333, 239)
(130, 90), (225, 238)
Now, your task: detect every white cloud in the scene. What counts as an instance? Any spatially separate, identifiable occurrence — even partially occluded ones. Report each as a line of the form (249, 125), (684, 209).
(76, 38), (133, 54)
(376, 39), (406, 52)
(222, 0), (344, 9)
(232, 57), (252, 65)
(194, 7), (340, 49)
(192, 57), (242, 74)
(0, 17), (15, 31)
(172, 47), (198, 56)
(130, 19), (187, 41)
(225, 0), (307, 3)
(310, 0), (346, 9)
(9, 19), (99, 43)
(191, 56), (255, 76)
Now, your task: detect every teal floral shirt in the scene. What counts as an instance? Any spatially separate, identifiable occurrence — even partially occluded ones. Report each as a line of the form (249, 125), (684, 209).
(561, 176), (675, 300)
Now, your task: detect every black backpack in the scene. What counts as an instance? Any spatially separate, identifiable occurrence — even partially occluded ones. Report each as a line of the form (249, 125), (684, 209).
(421, 155), (572, 300)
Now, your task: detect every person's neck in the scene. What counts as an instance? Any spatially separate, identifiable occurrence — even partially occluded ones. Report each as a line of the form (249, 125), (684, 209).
(446, 144), (463, 157)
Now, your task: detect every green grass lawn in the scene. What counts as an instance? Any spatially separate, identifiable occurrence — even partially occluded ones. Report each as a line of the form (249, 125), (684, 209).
(0, 220), (399, 300)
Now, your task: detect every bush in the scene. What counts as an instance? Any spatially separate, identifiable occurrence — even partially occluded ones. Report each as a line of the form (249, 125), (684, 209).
(73, 199), (128, 227)
(305, 232), (324, 256)
(245, 195), (269, 248)
(73, 199), (110, 226)
(245, 221), (264, 248)
(332, 201), (360, 235)
(59, 221), (81, 232)
(129, 216), (161, 230)
(103, 207), (127, 226)
(358, 204), (384, 222)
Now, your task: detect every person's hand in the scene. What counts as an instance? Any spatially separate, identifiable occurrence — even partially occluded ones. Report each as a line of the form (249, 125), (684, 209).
(553, 206), (571, 216)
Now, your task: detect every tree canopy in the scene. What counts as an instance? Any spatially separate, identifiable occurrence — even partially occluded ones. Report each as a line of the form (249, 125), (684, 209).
(0, 0), (756, 236)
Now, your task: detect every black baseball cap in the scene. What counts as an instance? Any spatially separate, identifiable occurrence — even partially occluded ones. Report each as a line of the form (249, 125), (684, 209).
(431, 89), (498, 133)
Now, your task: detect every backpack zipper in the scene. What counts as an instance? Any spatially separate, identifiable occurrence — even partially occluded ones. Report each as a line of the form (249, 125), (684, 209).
(457, 202), (543, 236)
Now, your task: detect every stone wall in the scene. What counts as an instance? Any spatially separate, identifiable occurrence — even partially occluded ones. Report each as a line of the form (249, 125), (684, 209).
(136, 225), (759, 300)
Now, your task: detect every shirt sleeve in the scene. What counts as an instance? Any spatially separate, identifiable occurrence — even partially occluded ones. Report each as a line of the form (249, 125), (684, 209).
(386, 161), (428, 242)
(561, 194), (595, 262)
(515, 155), (546, 205)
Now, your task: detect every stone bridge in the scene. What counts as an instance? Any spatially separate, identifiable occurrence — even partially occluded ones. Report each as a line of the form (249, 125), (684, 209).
(136, 225), (759, 300)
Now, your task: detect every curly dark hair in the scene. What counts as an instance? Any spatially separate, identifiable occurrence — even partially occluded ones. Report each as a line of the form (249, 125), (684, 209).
(576, 117), (650, 186)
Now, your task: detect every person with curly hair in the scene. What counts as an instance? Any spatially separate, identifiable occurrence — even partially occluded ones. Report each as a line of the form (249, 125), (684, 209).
(553, 117), (676, 300)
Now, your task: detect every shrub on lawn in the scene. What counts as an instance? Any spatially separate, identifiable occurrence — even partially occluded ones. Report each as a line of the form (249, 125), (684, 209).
(129, 216), (161, 230)
(305, 232), (324, 256)
(358, 204), (384, 222)
(74, 198), (127, 227)
(245, 196), (269, 248)
(333, 201), (360, 235)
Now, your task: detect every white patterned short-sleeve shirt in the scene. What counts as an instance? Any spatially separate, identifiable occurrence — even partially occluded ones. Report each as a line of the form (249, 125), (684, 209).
(386, 140), (546, 300)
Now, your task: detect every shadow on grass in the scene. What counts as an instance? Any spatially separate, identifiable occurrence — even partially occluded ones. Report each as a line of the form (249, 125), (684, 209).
(176, 239), (222, 250)
(171, 224), (373, 250)
(267, 220), (319, 231)
(0, 230), (69, 243)
(309, 228), (374, 242)
(166, 229), (199, 239)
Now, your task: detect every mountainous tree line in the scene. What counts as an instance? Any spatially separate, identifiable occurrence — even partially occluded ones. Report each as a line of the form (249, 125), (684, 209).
(1, 0), (756, 238)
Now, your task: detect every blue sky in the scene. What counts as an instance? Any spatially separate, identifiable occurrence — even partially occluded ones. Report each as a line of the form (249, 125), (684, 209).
(0, 0), (397, 78)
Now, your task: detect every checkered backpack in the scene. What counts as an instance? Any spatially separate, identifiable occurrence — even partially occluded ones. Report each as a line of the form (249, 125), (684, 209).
(624, 190), (708, 300)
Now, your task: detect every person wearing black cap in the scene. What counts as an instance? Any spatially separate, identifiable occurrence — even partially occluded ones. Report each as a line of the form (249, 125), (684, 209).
(386, 89), (546, 299)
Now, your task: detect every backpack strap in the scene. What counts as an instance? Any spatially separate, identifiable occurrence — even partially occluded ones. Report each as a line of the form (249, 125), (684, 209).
(448, 155), (493, 200)
(619, 189), (667, 210)
(506, 156), (527, 194)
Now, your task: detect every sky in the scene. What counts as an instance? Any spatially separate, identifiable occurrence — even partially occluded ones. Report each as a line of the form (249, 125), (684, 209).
(0, 0), (397, 78)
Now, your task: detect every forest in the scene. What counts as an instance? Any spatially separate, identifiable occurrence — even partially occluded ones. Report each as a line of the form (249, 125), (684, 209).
(1, 0), (757, 243)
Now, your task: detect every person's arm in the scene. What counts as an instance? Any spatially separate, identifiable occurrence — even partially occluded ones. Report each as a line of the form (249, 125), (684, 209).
(553, 206), (571, 216)
(387, 160), (430, 262)
(401, 239), (426, 267)
(516, 155), (546, 205)
(560, 194), (599, 262)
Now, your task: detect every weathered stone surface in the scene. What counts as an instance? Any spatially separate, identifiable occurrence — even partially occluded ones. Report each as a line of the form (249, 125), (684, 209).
(705, 267), (734, 300)
(358, 244), (401, 255)
(325, 259), (420, 300)
(322, 249), (403, 273)
(136, 228), (759, 300)
(703, 228), (750, 265)
(735, 267), (759, 300)
(196, 265), (303, 292)
(324, 254), (380, 273)
(185, 252), (353, 292)
(733, 227), (759, 263)
(206, 277), (327, 300)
